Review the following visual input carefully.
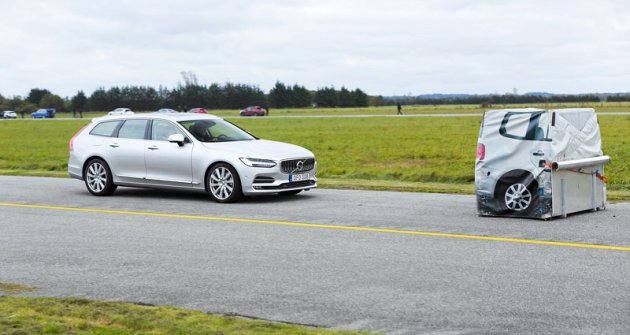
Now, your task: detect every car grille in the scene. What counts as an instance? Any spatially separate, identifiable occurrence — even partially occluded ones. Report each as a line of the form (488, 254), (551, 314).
(280, 158), (315, 174)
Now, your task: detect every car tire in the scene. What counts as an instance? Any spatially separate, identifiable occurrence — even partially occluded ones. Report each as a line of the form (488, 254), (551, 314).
(84, 158), (117, 196)
(207, 163), (242, 203)
(495, 170), (539, 215)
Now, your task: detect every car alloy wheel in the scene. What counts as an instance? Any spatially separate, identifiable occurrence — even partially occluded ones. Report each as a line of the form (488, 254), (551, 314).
(207, 163), (242, 203)
(84, 158), (117, 196)
(495, 169), (539, 215)
(504, 183), (532, 211)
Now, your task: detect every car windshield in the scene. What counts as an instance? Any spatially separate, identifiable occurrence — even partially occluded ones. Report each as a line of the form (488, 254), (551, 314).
(180, 119), (257, 142)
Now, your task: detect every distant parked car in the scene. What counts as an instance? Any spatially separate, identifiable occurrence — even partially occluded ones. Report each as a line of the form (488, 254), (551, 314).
(240, 106), (266, 117)
(187, 108), (207, 114)
(3, 111), (17, 119)
(109, 108), (134, 116)
(155, 108), (178, 114)
(31, 108), (56, 118)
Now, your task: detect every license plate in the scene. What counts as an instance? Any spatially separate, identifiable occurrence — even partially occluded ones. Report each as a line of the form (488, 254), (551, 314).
(289, 173), (310, 182)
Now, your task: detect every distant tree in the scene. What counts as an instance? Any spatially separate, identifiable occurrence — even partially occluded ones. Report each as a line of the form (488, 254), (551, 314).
(268, 81), (289, 108)
(241, 84), (267, 108)
(292, 84), (312, 107)
(108, 87), (122, 110)
(369, 95), (384, 107)
(88, 88), (108, 111)
(16, 103), (38, 116)
(156, 85), (172, 108)
(207, 83), (223, 109)
(5, 96), (26, 111)
(314, 86), (338, 107)
(0, 94), (6, 111)
(338, 87), (352, 107)
(351, 88), (369, 107)
(39, 93), (65, 111)
(223, 83), (239, 108)
(26, 88), (51, 106)
(607, 94), (630, 102)
(71, 90), (88, 111)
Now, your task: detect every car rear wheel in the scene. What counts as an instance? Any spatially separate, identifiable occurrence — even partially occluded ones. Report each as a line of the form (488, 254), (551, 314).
(495, 170), (539, 215)
(207, 163), (242, 203)
(84, 158), (117, 196)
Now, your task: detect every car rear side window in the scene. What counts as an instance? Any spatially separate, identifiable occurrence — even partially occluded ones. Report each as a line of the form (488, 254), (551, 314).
(118, 119), (149, 139)
(90, 121), (122, 137)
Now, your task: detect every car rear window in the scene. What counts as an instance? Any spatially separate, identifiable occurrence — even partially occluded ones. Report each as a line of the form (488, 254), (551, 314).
(90, 121), (122, 137)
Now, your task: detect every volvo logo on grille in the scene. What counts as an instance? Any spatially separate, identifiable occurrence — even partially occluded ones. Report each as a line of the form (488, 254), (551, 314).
(291, 160), (305, 174)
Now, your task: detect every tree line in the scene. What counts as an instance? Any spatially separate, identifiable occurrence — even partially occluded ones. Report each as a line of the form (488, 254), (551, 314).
(2, 81), (629, 114)
(0, 81), (370, 114)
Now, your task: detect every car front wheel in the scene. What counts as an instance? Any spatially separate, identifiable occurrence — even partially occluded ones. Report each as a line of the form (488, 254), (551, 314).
(84, 158), (117, 196)
(207, 163), (242, 203)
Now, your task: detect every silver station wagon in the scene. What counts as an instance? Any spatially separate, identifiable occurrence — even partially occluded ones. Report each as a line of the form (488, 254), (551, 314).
(68, 113), (317, 202)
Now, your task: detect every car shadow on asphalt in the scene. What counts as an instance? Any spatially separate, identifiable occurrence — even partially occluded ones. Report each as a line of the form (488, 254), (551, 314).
(107, 187), (317, 204)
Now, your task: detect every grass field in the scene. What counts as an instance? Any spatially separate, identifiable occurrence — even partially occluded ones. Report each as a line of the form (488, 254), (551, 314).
(1, 105), (629, 199)
(0, 295), (377, 335)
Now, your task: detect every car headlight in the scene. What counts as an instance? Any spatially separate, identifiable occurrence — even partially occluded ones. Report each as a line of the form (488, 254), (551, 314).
(239, 158), (277, 168)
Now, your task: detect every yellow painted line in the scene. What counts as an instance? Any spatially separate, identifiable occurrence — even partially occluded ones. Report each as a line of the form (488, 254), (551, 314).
(2, 202), (629, 252)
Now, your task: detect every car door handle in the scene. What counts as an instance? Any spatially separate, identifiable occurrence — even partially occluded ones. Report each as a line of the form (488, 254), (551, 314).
(109, 143), (119, 148)
(148, 146), (159, 150)
(533, 150), (544, 156)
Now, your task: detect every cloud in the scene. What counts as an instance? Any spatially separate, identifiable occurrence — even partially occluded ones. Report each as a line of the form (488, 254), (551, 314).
(1, 0), (628, 98)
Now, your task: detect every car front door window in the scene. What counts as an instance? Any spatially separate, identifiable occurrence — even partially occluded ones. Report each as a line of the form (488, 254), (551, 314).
(151, 120), (186, 141)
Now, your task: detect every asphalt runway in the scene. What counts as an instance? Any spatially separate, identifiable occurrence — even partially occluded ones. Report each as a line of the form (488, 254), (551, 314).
(1, 176), (629, 334)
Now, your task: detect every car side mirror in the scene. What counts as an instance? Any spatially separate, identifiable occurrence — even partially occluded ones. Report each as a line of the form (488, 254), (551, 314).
(168, 134), (186, 147)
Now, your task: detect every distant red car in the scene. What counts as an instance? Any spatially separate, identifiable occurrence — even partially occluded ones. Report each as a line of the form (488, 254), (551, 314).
(187, 108), (208, 114)
(240, 106), (266, 117)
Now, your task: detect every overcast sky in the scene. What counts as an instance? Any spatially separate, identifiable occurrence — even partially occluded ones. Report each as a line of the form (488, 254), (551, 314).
(1, 0), (629, 99)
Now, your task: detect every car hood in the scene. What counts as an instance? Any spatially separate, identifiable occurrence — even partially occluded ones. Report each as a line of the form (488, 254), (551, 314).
(201, 139), (313, 159)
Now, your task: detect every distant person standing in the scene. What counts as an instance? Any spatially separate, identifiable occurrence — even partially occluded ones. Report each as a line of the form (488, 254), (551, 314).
(265, 104), (270, 116)
(397, 103), (402, 115)
(20, 111), (24, 118)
